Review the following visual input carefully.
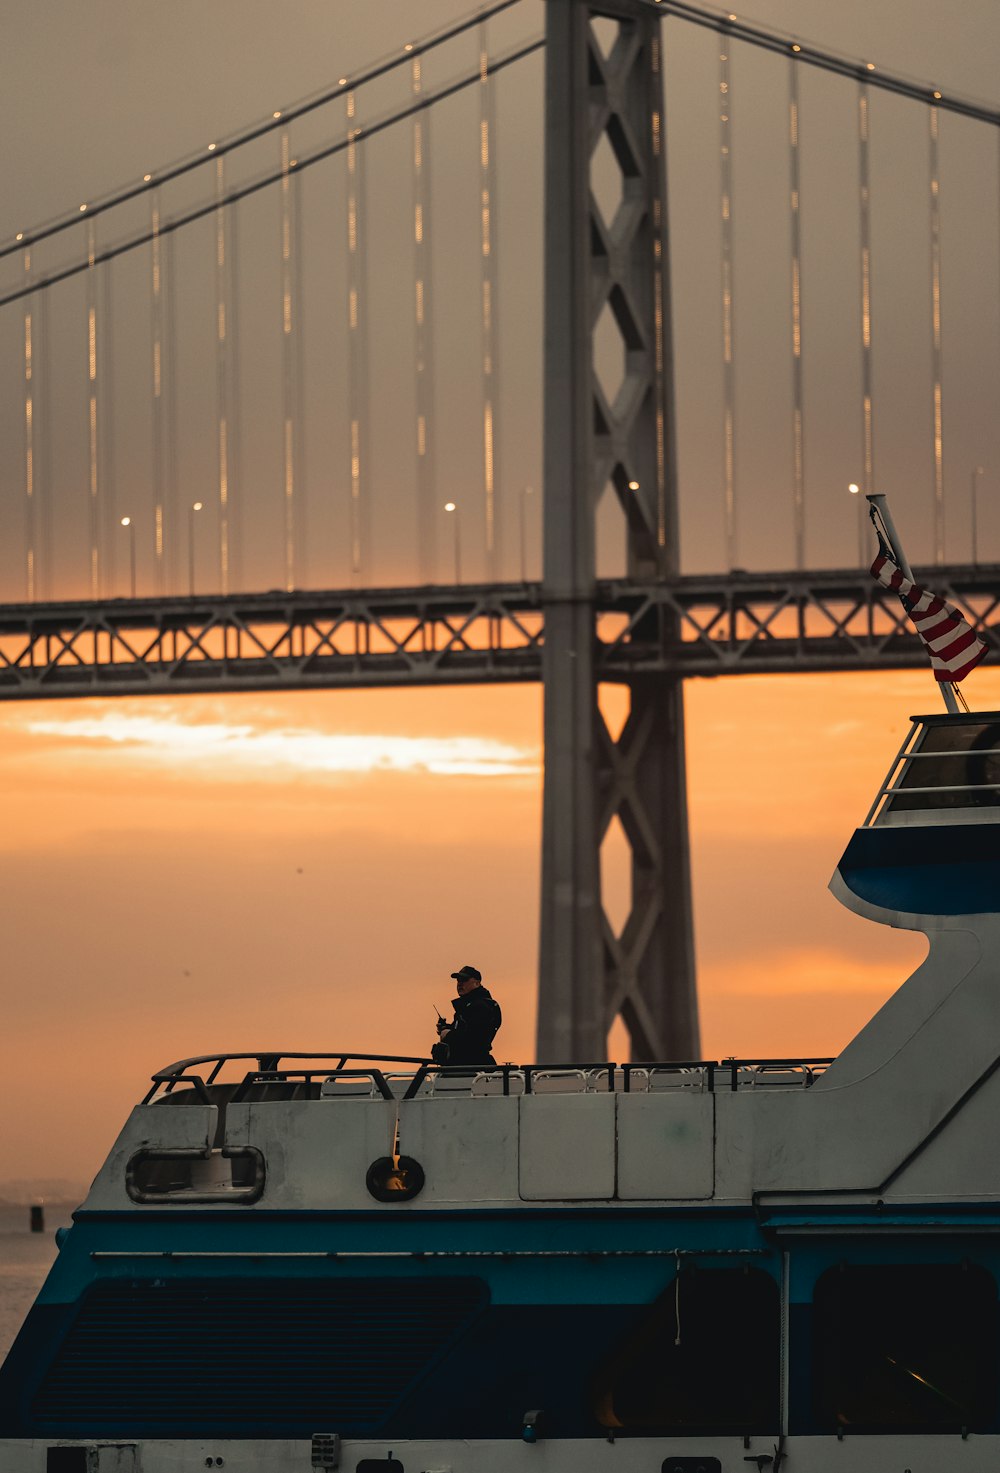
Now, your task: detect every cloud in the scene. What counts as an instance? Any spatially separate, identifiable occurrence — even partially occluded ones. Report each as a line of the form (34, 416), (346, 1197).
(701, 942), (926, 999)
(21, 710), (539, 781)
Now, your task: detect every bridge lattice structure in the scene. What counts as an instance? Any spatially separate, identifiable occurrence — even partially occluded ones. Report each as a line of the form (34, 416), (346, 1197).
(3, 0), (1000, 1058)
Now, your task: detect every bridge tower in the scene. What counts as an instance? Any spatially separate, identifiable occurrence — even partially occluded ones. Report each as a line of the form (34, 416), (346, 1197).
(539, 0), (698, 1061)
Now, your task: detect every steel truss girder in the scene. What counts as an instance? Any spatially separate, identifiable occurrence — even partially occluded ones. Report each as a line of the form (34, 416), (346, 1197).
(0, 568), (996, 697)
(598, 565), (1000, 675)
(0, 586), (545, 698)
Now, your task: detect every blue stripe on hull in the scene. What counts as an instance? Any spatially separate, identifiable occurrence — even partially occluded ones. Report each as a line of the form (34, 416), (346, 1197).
(7, 1206), (1000, 1441)
(838, 822), (1000, 915)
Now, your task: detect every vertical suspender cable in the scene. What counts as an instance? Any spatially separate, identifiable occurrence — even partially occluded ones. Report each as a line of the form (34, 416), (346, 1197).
(23, 250), (36, 601)
(651, 27), (668, 554)
(858, 84), (875, 526)
(215, 156), (232, 594)
(413, 56), (437, 584)
(37, 286), (52, 598)
(280, 129), (299, 591)
(86, 219), (100, 597)
(929, 103), (945, 564)
(100, 257), (117, 591)
(788, 58), (805, 571)
(346, 91), (370, 581)
(151, 189), (165, 594)
(480, 18), (500, 580)
(164, 230), (179, 592)
(228, 193), (243, 591)
(293, 156), (306, 584)
(719, 41), (737, 569)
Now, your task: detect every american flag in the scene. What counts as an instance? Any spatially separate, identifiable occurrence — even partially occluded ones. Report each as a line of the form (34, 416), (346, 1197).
(871, 540), (987, 684)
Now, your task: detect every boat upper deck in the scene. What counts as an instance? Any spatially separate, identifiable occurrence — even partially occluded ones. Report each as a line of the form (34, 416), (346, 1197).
(66, 1050), (858, 1215)
(75, 1030), (1000, 1215)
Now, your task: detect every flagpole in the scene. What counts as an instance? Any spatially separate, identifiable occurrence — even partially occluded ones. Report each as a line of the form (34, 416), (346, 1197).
(867, 492), (959, 714)
(867, 494), (914, 581)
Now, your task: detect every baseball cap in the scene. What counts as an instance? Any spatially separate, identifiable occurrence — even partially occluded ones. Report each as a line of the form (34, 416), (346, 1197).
(451, 965), (482, 983)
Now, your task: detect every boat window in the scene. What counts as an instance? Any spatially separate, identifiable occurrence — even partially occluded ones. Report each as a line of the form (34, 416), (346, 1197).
(126, 1148), (264, 1203)
(885, 721), (1000, 812)
(33, 1276), (489, 1433)
(812, 1262), (998, 1432)
(592, 1264), (779, 1434)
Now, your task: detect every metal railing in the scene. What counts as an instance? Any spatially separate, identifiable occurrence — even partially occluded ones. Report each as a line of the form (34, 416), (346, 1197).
(144, 1051), (833, 1104)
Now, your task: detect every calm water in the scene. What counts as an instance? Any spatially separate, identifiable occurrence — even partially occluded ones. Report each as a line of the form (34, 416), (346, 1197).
(0, 1204), (77, 1360)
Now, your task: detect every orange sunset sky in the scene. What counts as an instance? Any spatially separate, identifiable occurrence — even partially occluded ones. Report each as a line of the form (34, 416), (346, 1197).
(5, 665), (998, 1185)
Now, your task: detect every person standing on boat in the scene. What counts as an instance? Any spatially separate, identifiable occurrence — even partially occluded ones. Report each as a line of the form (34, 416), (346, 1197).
(432, 965), (502, 1066)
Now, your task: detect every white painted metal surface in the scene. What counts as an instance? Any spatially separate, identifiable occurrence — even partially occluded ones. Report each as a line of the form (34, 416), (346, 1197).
(8, 1434), (1000, 1472)
(616, 1091), (714, 1200)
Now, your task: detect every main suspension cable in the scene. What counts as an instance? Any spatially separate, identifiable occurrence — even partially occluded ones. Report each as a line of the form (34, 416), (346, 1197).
(0, 39), (544, 314)
(0, 0), (529, 261)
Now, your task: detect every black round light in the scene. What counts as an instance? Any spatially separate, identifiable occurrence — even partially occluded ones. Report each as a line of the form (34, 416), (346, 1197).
(366, 1155), (425, 1201)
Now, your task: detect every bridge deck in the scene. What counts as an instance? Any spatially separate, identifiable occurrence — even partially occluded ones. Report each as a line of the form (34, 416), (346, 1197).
(0, 566), (996, 698)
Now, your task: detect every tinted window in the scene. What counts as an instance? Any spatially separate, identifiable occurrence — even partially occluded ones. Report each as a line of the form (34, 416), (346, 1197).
(813, 1262), (998, 1432)
(33, 1276), (488, 1434)
(887, 722), (1000, 812)
(593, 1265), (779, 1434)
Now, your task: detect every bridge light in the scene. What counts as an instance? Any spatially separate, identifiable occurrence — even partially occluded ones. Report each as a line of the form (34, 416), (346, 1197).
(143, 173), (152, 183)
(866, 62), (876, 71)
(79, 204), (87, 213)
(15, 233), (22, 242)
(120, 518), (137, 598)
(628, 480), (640, 491)
(933, 90), (942, 100)
(273, 110), (282, 119)
(444, 504), (461, 583)
(208, 142), (217, 152)
(791, 43), (801, 52)
(848, 484), (860, 495)
(188, 504), (204, 594)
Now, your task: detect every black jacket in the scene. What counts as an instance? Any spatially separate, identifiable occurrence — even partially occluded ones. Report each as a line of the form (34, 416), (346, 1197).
(435, 986), (502, 1066)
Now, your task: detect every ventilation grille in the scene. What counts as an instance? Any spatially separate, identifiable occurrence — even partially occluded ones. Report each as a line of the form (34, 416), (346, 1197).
(34, 1276), (486, 1431)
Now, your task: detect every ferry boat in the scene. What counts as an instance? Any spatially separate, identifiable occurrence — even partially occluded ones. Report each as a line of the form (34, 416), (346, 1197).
(6, 707), (1000, 1472)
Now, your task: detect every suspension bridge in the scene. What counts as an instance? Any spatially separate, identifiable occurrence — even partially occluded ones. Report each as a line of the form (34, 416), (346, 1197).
(2, 0), (1000, 1060)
